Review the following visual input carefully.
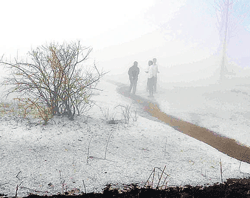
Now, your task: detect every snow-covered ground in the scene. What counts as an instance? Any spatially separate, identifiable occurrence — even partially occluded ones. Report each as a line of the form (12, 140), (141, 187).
(0, 56), (250, 197)
(156, 82), (250, 148)
(106, 55), (250, 148)
(132, 78), (250, 148)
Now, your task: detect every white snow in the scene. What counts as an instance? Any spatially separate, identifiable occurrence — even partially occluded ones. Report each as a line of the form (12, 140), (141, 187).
(0, 56), (250, 197)
(106, 55), (250, 148)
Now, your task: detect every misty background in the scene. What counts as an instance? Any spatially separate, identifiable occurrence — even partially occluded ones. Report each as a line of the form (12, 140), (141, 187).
(0, 0), (250, 88)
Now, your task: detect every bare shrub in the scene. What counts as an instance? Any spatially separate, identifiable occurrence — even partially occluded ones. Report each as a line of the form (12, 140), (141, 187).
(116, 104), (138, 124)
(99, 106), (118, 124)
(0, 41), (106, 123)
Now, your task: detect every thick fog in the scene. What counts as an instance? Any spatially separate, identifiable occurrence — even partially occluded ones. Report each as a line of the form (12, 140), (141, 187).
(0, 0), (250, 88)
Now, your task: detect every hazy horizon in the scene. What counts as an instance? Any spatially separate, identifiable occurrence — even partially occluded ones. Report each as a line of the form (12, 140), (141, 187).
(0, 0), (249, 81)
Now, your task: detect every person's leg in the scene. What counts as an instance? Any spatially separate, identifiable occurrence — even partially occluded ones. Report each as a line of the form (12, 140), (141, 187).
(148, 78), (153, 97)
(147, 78), (151, 96)
(150, 89), (153, 97)
(129, 78), (133, 93)
(150, 81), (153, 97)
(133, 80), (137, 94)
(152, 76), (155, 93)
(147, 79), (149, 92)
(154, 76), (157, 92)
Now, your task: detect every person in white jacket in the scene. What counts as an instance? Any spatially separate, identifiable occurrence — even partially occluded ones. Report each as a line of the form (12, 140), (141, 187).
(152, 58), (159, 93)
(145, 60), (154, 97)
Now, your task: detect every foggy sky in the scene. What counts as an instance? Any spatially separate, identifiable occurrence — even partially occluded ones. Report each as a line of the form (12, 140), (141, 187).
(0, 0), (249, 72)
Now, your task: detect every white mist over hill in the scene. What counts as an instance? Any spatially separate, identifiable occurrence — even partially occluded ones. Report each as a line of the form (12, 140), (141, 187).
(0, 0), (250, 91)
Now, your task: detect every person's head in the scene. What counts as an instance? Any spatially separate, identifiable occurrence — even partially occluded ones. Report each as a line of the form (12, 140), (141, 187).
(153, 58), (157, 64)
(148, 60), (153, 66)
(133, 61), (138, 67)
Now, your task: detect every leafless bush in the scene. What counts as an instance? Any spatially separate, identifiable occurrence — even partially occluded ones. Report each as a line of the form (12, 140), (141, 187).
(116, 104), (138, 124)
(0, 41), (106, 124)
(131, 109), (138, 122)
(100, 107), (115, 121)
(144, 166), (169, 190)
(99, 106), (119, 124)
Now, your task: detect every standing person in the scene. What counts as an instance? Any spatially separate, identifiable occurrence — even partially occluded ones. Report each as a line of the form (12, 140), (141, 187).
(152, 58), (159, 93)
(145, 60), (154, 97)
(128, 61), (140, 95)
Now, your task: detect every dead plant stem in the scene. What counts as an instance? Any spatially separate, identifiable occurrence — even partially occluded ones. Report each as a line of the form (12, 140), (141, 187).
(82, 180), (86, 194)
(145, 168), (154, 187)
(87, 135), (93, 164)
(152, 168), (155, 187)
(157, 165), (166, 188)
(104, 130), (113, 159)
(220, 159), (223, 183)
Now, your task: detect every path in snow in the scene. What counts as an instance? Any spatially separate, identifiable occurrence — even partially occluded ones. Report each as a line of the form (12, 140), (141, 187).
(112, 81), (250, 164)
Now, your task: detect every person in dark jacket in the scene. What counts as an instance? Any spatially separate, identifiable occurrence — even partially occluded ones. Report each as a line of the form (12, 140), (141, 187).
(128, 61), (140, 94)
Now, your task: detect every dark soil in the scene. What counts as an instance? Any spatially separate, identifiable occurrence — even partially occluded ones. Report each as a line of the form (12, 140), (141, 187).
(25, 178), (250, 197)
